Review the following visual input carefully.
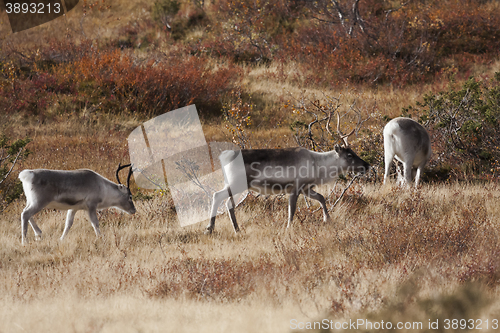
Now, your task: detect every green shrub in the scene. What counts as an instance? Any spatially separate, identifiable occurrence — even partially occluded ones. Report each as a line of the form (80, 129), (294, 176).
(412, 74), (500, 179)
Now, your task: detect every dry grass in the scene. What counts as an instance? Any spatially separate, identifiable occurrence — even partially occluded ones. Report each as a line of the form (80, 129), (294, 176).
(0, 296), (298, 333)
(1, 56), (499, 333)
(1, 113), (500, 332)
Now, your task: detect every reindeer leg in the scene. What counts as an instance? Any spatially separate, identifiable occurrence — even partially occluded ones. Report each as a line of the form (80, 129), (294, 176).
(402, 157), (415, 188)
(60, 209), (77, 240)
(206, 185), (230, 234)
(395, 161), (404, 186)
(304, 188), (331, 222)
(86, 206), (101, 238)
(383, 150), (395, 185)
(21, 202), (45, 245)
(287, 192), (299, 228)
(29, 219), (42, 240)
(414, 162), (426, 188)
(225, 188), (240, 233)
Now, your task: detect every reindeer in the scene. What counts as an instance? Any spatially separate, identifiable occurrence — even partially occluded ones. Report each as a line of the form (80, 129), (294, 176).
(206, 112), (370, 234)
(19, 164), (136, 244)
(383, 117), (431, 188)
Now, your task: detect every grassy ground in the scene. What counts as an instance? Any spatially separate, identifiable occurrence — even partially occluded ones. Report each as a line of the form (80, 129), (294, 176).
(1, 117), (500, 331)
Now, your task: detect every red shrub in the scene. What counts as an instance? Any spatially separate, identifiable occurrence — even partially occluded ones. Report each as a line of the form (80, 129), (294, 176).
(57, 49), (240, 115)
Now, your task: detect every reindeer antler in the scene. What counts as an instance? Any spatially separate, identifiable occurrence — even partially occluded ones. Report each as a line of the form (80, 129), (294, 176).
(326, 110), (360, 147)
(116, 163), (132, 187)
(336, 111), (358, 147)
(126, 165), (133, 189)
(325, 110), (335, 137)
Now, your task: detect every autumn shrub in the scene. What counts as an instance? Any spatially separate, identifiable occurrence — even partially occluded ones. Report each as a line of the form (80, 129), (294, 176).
(147, 258), (286, 301)
(1, 56), (81, 116)
(0, 40), (92, 116)
(1, 44), (241, 117)
(273, 0), (500, 86)
(0, 70), (57, 116)
(206, 0), (301, 63)
(62, 49), (240, 115)
(407, 74), (500, 179)
(431, 1), (500, 58)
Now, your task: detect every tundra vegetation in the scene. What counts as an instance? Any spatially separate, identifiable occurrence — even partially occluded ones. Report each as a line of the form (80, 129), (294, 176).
(0, 0), (500, 332)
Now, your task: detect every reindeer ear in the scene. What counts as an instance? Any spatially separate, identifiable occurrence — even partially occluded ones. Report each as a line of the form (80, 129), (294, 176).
(334, 144), (341, 152)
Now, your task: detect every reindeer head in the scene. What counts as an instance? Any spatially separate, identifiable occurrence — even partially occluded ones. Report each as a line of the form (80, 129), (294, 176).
(327, 110), (371, 174)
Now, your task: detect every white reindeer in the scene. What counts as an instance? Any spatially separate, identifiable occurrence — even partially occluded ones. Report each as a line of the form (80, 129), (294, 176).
(383, 117), (431, 188)
(19, 164), (136, 244)
(206, 112), (370, 234)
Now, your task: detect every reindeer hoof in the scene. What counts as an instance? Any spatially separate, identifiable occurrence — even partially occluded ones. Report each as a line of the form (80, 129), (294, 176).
(204, 226), (213, 235)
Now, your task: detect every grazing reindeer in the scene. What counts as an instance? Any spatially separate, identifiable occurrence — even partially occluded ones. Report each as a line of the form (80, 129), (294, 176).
(206, 112), (370, 234)
(19, 164), (136, 244)
(383, 117), (431, 188)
